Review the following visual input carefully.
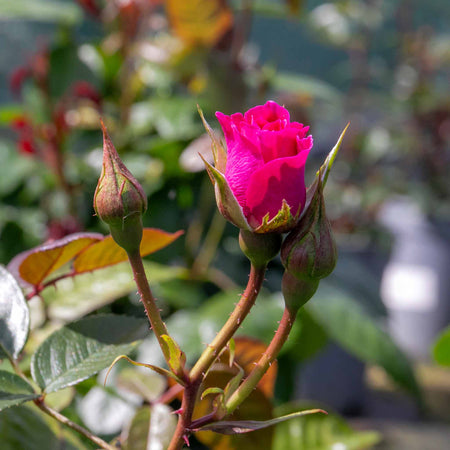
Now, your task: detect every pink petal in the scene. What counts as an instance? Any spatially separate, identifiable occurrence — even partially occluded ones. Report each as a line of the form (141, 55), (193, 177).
(244, 101), (290, 128)
(225, 125), (263, 210)
(245, 150), (310, 227)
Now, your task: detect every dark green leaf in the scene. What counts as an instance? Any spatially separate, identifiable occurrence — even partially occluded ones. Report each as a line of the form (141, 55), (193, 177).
(272, 402), (381, 449)
(433, 325), (450, 366)
(123, 405), (177, 450)
(0, 405), (81, 450)
(0, 265), (29, 360)
(309, 285), (421, 399)
(31, 315), (147, 393)
(0, 371), (39, 411)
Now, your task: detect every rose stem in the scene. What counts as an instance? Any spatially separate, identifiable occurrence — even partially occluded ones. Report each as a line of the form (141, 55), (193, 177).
(168, 263), (267, 450)
(33, 398), (115, 450)
(126, 249), (181, 375)
(224, 307), (297, 414)
(189, 263), (267, 383)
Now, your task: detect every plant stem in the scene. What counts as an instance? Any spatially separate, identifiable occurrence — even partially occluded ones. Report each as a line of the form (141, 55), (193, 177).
(167, 263), (267, 449)
(33, 398), (115, 450)
(189, 263), (267, 384)
(224, 307), (297, 414)
(126, 249), (174, 371)
(167, 379), (201, 450)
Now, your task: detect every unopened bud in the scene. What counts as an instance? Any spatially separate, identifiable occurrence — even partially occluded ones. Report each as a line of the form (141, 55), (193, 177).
(94, 121), (147, 253)
(281, 180), (337, 281)
(239, 230), (282, 268)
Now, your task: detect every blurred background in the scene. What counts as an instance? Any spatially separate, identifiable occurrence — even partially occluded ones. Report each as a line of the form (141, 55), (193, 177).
(0, 0), (449, 448)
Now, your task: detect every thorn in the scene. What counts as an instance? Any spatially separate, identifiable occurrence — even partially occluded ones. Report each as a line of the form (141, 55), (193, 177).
(172, 408), (184, 415)
(183, 435), (190, 447)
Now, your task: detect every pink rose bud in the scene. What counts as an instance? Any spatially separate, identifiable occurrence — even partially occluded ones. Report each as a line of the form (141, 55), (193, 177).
(280, 178), (337, 281)
(94, 121), (147, 252)
(202, 101), (312, 233)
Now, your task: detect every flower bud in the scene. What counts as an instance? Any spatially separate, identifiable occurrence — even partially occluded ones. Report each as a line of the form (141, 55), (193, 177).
(280, 180), (337, 281)
(281, 271), (319, 313)
(239, 230), (282, 268)
(94, 121), (147, 253)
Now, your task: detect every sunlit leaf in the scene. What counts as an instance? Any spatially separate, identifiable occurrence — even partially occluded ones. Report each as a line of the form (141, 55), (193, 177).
(0, 265), (29, 360)
(73, 228), (183, 274)
(31, 315), (147, 393)
(123, 405), (177, 450)
(272, 402), (380, 449)
(433, 325), (450, 366)
(0, 371), (39, 411)
(7, 233), (103, 287)
(42, 261), (185, 322)
(166, 0), (233, 47)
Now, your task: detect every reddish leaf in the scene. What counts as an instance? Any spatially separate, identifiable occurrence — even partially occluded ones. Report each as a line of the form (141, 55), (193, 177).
(7, 233), (104, 287)
(73, 228), (183, 274)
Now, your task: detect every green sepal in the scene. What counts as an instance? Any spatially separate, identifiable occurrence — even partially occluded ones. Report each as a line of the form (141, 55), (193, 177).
(198, 105), (227, 173)
(254, 199), (297, 234)
(302, 124), (349, 219)
(201, 387), (225, 401)
(200, 154), (252, 231)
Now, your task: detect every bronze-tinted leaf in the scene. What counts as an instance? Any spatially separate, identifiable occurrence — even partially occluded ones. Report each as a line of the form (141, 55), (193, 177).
(8, 232), (103, 287)
(73, 228), (183, 274)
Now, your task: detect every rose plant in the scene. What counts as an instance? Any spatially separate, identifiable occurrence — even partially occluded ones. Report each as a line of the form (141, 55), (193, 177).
(1, 94), (422, 449)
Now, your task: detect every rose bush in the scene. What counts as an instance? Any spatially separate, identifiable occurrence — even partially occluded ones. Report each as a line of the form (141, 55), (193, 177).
(204, 101), (313, 233)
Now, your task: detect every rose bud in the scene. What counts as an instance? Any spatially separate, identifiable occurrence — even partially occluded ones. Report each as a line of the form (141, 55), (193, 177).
(201, 101), (312, 234)
(94, 121), (147, 253)
(280, 177), (337, 281)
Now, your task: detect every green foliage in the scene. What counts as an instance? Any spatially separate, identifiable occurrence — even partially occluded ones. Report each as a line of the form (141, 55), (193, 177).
(272, 403), (381, 449)
(31, 315), (147, 393)
(0, 371), (39, 411)
(433, 326), (450, 366)
(309, 285), (421, 400)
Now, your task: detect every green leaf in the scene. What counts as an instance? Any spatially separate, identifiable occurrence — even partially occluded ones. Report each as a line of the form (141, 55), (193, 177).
(433, 325), (450, 366)
(0, 265), (29, 360)
(309, 285), (421, 400)
(0, 405), (81, 450)
(42, 261), (184, 322)
(195, 409), (325, 434)
(273, 72), (343, 103)
(0, 0), (82, 24)
(0, 371), (39, 411)
(116, 368), (166, 403)
(31, 315), (147, 393)
(123, 405), (177, 450)
(272, 402), (381, 449)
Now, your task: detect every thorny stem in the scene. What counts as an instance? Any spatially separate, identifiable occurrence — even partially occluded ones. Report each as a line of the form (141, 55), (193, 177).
(189, 263), (267, 383)
(126, 249), (177, 373)
(167, 263), (267, 449)
(33, 398), (115, 450)
(224, 307), (297, 414)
